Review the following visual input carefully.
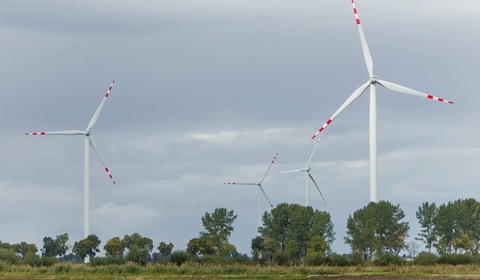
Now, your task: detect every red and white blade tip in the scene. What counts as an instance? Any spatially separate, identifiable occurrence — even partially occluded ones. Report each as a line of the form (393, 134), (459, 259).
(311, 119), (332, 140)
(105, 80), (115, 98)
(272, 153), (278, 163)
(105, 167), (116, 185)
(427, 94), (454, 104)
(25, 132), (46, 135)
(351, 0), (361, 25)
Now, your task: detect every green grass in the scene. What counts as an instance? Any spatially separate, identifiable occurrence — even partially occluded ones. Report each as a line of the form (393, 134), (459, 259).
(1, 262), (480, 279)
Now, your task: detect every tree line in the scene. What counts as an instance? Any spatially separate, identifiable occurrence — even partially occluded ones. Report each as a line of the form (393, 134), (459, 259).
(1, 198), (480, 266)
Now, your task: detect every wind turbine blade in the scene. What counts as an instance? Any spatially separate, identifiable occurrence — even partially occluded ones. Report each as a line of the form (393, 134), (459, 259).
(259, 152), (278, 184)
(224, 182), (258, 186)
(312, 81), (370, 139)
(306, 139), (320, 167)
(258, 185), (274, 208)
(25, 130), (84, 135)
(88, 137), (116, 185)
(308, 172), (326, 205)
(275, 168), (306, 174)
(86, 80), (115, 131)
(377, 79), (454, 104)
(351, 0), (373, 76)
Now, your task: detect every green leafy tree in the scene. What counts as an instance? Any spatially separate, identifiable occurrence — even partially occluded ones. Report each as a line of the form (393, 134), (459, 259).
(434, 198), (480, 255)
(345, 201), (409, 260)
(104, 237), (126, 257)
(256, 203), (335, 263)
(186, 238), (199, 255)
(122, 233), (153, 265)
(12, 242), (38, 259)
(72, 234), (101, 261)
(415, 202), (437, 253)
(42, 233), (69, 258)
(158, 241), (174, 258)
(305, 236), (328, 265)
(196, 235), (216, 256)
(200, 208), (237, 255)
(220, 243), (237, 257)
(251, 236), (265, 261)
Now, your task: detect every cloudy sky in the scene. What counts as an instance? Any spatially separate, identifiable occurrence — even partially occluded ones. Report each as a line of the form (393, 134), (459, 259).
(0, 0), (478, 256)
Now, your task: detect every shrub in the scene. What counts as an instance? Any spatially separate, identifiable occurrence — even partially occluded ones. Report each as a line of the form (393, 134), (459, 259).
(125, 247), (150, 266)
(304, 252), (325, 266)
(39, 256), (59, 267)
(273, 252), (289, 265)
(170, 250), (189, 266)
(326, 253), (352, 266)
(0, 249), (20, 265)
(90, 255), (125, 266)
(372, 252), (404, 266)
(414, 251), (438, 265)
(438, 254), (472, 265)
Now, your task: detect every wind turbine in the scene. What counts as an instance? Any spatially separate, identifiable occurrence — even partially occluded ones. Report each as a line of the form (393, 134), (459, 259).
(224, 152), (278, 229)
(25, 81), (116, 258)
(276, 140), (326, 207)
(311, 0), (453, 202)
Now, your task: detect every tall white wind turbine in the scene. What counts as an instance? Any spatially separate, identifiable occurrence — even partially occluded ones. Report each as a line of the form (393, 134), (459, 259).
(276, 140), (326, 207)
(311, 1), (453, 202)
(224, 152), (278, 229)
(25, 80), (116, 252)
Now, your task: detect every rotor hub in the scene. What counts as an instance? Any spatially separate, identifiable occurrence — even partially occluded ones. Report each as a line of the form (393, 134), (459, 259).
(370, 75), (378, 83)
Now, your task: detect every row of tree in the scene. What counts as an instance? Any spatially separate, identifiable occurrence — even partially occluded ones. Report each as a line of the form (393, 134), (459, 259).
(2, 198), (480, 266)
(0, 232), (174, 265)
(416, 198), (480, 255)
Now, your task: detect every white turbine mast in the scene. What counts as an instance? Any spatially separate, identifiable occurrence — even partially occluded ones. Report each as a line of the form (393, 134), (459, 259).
(311, 1), (453, 202)
(26, 80), (116, 262)
(276, 139), (326, 207)
(224, 152), (278, 230)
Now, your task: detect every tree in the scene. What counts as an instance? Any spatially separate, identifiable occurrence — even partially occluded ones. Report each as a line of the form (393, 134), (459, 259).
(256, 203), (335, 263)
(415, 202), (437, 253)
(186, 238), (199, 255)
(122, 233), (153, 265)
(200, 208), (237, 255)
(104, 237), (126, 257)
(72, 234), (101, 261)
(251, 236), (265, 261)
(345, 201), (409, 260)
(42, 233), (69, 258)
(158, 241), (174, 259)
(12, 242), (38, 259)
(404, 241), (419, 259)
(305, 236), (328, 265)
(433, 198), (480, 255)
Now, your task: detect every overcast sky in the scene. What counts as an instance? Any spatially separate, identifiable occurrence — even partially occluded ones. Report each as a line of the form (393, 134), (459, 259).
(0, 0), (478, 256)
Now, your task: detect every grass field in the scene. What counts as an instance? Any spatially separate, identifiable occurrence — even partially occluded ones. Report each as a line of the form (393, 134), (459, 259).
(2, 262), (480, 279)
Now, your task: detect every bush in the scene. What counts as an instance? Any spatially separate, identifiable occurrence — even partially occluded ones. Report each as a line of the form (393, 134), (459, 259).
(170, 250), (189, 266)
(90, 255), (125, 266)
(304, 252), (325, 266)
(125, 247), (150, 266)
(0, 249), (20, 265)
(438, 254), (472, 265)
(414, 251), (438, 265)
(39, 256), (59, 267)
(372, 252), (404, 266)
(326, 253), (352, 266)
(273, 252), (289, 265)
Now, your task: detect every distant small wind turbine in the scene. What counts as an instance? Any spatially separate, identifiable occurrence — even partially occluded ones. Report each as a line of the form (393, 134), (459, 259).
(26, 81), (116, 260)
(311, 0), (453, 202)
(224, 152), (278, 229)
(276, 140), (326, 207)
